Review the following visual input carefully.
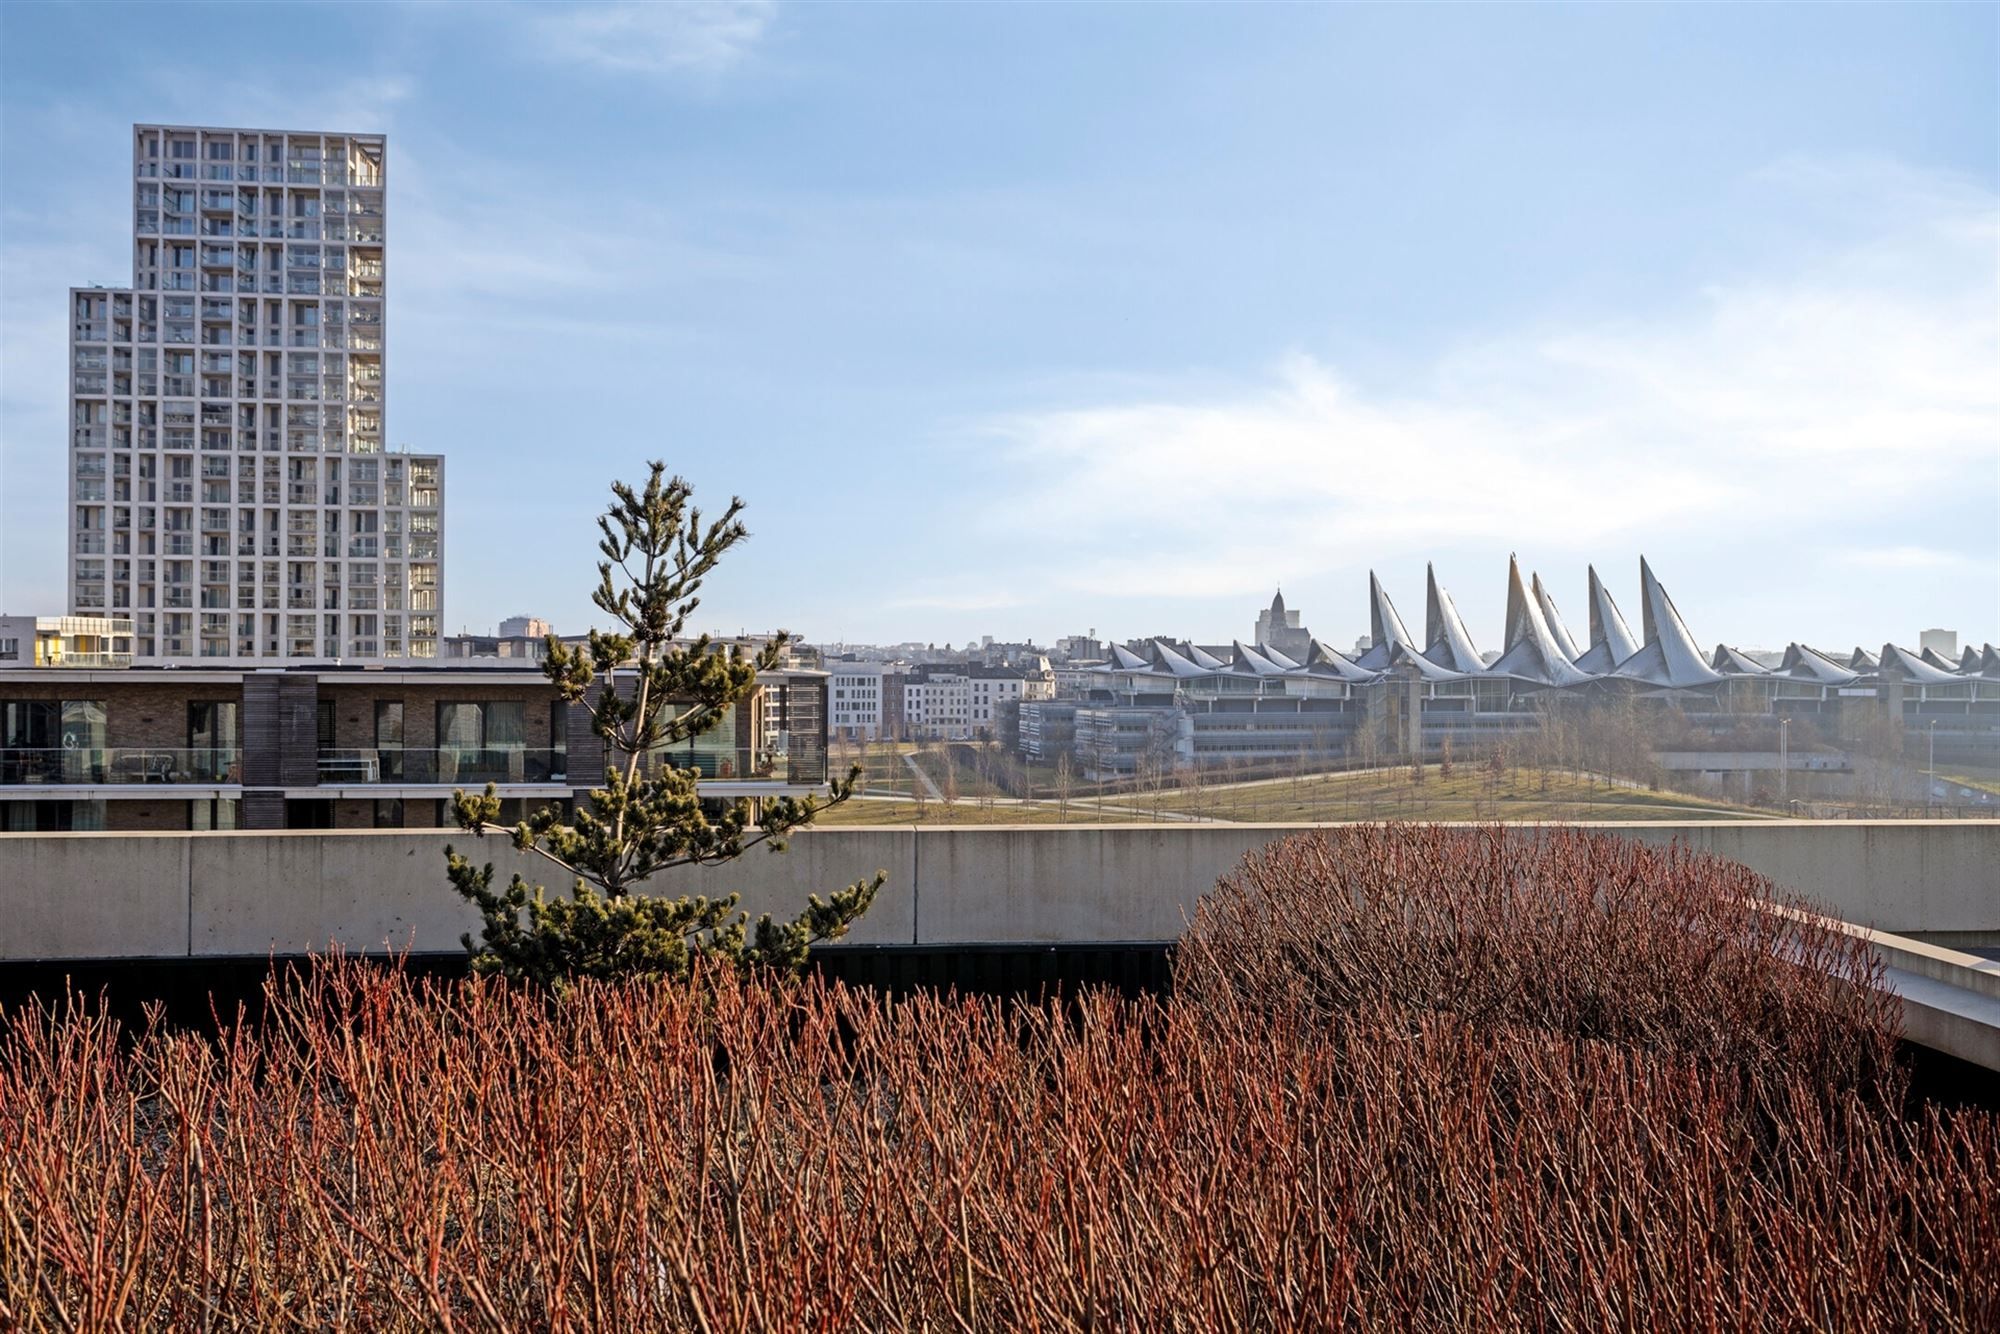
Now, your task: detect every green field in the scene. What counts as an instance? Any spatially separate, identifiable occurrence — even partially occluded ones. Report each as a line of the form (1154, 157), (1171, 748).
(811, 763), (1772, 825)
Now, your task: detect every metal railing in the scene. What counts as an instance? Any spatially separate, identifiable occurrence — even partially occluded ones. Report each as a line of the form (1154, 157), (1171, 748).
(0, 748), (239, 786)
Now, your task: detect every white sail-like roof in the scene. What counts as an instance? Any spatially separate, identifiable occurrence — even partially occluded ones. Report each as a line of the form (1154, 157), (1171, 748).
(1848, 646), (1880, 672)
(1530, 572), (1584, 663)
(1878, 642), (1962, 686)
(1302, 638), (1381, 683)
(1184, 643), (1228, 670)
(1257, 642), (1303, 670)
(1149, 639), (1211, 679)
(1383, 639), (1470, 682)
(1231, 640), (1291, 676)
(1781, 644), (1860, 685)
(1963, 644), (2000, 679)
(1422, 564), (1488, 674)
(1610, 558), (1725, 688)
(1710, 644), (1772, 676)
(1919, 645), (1958, 671)
(1354, 572), (1418, 671)
(1491, 557), (1597, 686)
(1571, 565), (1639, 674)
(1107, 643), (1151, 671)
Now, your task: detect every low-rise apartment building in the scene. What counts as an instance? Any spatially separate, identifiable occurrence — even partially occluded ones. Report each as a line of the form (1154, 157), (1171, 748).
(0, 662), (829, 832)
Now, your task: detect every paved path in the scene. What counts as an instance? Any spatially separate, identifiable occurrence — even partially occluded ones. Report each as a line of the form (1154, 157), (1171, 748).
(901, 753), (945, 802)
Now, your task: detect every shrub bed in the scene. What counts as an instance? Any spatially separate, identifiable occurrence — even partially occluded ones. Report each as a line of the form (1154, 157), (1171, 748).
(3, 827), (1995, 1329)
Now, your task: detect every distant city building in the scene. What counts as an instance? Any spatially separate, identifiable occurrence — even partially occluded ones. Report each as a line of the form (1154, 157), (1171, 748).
(1018, 557), (2000, 779)
(0, 616), (136, 670)
(1254, 590), (1313, 658)
(67, 123), (444, 662)
(826, 658), (891, 740)
(1055, 632), (1104, 662)
(499, 615), (553, 640)
(898, 662), (1054, 741)
(1921, 628), (1958, 660)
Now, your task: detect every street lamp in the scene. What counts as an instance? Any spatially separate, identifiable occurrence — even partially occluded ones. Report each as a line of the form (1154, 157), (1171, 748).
(1927, 719), (1937, 817)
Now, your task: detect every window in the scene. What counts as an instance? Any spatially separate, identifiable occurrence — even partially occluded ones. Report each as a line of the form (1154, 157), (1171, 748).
(437, 701), (524, 750)
(316, 699), (335, 749)
(1, 800), (105, 831)
(436, 701), (526, 782)
(188, 701), (238, 749)
(373, 797), (403, 829)
(190, 798), (239, 831)
(375, 700), (403, 780)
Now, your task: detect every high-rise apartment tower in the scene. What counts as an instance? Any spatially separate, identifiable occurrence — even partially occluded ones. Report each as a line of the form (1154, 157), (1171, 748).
(67, 124), (443, 661)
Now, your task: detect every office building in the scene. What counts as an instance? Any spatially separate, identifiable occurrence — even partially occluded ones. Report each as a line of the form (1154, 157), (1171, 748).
(67, 123), (443, 663)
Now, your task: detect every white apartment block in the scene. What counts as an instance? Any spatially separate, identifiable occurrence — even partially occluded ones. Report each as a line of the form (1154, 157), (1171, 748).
(828, 662), (887, 740)
(67, 124), (442, 662)
(901, 665), (1049, 741)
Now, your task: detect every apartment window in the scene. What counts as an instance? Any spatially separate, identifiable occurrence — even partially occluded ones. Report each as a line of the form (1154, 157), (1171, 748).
(375, 700), (403, 780)
(317, 699), (336, 749)
(1, 800), (106, 831)
(437, 702), (524, 752)
(190, 798), (239, 831)
(372, 798), (403, 829)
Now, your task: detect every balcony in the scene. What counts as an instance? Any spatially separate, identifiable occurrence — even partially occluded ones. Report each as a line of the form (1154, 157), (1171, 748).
(643, 736), (827, 786)
(0, 748), (240, 787)
(316, 747), (568, 785)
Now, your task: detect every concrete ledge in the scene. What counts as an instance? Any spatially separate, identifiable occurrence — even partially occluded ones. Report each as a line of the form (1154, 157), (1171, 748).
(2, 821), (1995, 961)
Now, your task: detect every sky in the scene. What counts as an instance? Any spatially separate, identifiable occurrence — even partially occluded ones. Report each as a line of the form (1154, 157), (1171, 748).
(1, 1), (1995, 654)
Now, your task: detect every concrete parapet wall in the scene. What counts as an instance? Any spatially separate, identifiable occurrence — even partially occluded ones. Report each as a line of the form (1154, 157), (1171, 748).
(0, 822), (1995, 961)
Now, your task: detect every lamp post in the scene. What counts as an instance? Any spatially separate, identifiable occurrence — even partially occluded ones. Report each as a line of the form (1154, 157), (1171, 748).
(1927, 719), (1937, 817)
(1778, 716), (1789, 806)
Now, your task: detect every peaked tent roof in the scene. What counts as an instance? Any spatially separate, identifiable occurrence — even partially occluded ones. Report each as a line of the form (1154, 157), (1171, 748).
(1877, 642), (1963, 686)
(1491, 558), (1597, 687)
(1610, 558), (1725, 688)
(1354, 573), (1418, 671)
(1711, 644), (1773, 675)
(1383, 639), (1470, 682)
(1302, 638), (1381, 683)
(1781, 644), (1860, 685)
(1231, 641), (1291, 676)
(1258, 642), (1304, 670)
(1149, 640), (1211, 679)
(1184, 643), (1228, 671)
(1919, 645), (1958, 671)
(1848, 647), (1880, 671)
(1422, 564), (1488, 674)
(1572, 565), (1640, 674)
(1530, 572), (1584, 663)
(1107, 643), (1151, 671)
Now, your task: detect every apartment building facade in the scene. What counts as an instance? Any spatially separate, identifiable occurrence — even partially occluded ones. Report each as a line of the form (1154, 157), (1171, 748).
(827, 660), (889, 740)
(68, 124), (443, 663)
(897, 664), (1054, 741)
(0, 663), (830, 832)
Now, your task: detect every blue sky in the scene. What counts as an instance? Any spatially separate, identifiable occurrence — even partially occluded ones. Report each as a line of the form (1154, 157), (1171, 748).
(2, 2), (1995, 653)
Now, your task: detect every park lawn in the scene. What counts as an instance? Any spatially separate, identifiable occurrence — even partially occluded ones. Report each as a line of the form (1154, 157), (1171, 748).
(810, 797), (1151, 826)
(1141, 766), (1774, 824)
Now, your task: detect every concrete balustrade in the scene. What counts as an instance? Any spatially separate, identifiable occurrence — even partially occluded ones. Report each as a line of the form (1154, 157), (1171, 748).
(1, 821), (1996, 962)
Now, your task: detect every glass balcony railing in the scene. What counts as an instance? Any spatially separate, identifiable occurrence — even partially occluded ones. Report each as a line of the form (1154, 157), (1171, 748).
(0, 748), (240, 786)
(316, 747), (568, 785)
(642, 737), (828, 785)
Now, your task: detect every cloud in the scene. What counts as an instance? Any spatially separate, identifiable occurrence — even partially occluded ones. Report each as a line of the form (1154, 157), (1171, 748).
(974, 163), (1999, 603)
(531, 1), (776, 78)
